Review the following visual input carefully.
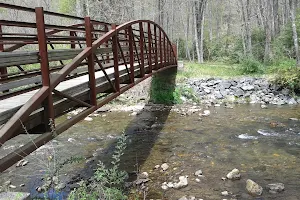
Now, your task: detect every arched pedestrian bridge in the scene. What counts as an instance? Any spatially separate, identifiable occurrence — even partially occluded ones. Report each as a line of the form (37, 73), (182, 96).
(0, 3), (177, 172)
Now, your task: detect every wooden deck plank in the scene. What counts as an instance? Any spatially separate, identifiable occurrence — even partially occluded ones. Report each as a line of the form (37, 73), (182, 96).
(0, 63), (133, 114)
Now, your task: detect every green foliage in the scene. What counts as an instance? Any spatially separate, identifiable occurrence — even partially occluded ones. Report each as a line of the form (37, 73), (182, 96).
(150, 69), (179, 104)
(267, 58), (296, 73)
(177, 62), (243, 79)
(59, 0), (76, 14)
(251, 28), (266, 62)
(272, 67), (300, 93)
(240, 57), (264, 74)
(68, 134), (128, 200)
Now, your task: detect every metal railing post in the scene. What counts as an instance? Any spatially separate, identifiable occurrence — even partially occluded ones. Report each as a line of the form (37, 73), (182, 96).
(70, 31), (75, 49)
(112, 24), (120, 92)
(148, 22), (152, 73)
(0, 24), (8, 86)
(159, 29), (163, 69)
(105, 24), (110, 64)
(35, 7), (54, 130)
(172, 44), (177, 64)
(139, 22), (145, 77)
(85, 17), (97, 106)
(154, 25), (158, 70)
(128, 26), (135, 83)
(163, 34), (166, 68)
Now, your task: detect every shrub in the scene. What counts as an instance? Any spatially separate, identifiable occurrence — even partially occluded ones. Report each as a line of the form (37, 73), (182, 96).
(68, 134), (128, 200)
(267, 58), (296, 73)
(240, 57), (264, 74)
(272, 67), (300, 93)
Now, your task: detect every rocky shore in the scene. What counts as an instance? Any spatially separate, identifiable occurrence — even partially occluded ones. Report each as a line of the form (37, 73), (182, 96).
(186, 77), (300, 105)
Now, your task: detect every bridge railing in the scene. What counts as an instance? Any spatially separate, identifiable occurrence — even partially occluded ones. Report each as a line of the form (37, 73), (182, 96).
(0, 3), (113, 100)
(0, 3), (177, 172)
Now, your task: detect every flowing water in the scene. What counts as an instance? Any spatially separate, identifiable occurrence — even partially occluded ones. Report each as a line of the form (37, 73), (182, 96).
(0, 104), (300, 200)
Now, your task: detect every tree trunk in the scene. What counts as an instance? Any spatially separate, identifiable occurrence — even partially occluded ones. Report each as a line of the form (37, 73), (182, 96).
(240, 0), (252, 56)
(194, 4), (201, 63)
(273, 0), (280, 35)
(185, 4), (191, 61)
(194, 0), (207, 63)
(290, 0), (300, 67)
(264, 0), (272, 62)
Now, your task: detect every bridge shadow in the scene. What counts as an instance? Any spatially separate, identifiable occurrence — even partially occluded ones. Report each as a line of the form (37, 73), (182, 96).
(80, 67), (178, 180)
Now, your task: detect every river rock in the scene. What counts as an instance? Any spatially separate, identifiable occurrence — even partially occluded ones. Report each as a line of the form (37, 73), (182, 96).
(9, 185), (16, 189)
(178, 196), (196, 200)
(154, 165), (160, 169)
(226, 168), (241, 180)
(173, 176), (189, 189)
(261, 104), (268, 109)
(186, 78), (299, 105)
(161, 163), (169, 171)
(167, 182), (174, 188)
(139, 172), (149, 179)
(200, 110), (210, 116)
(221, 191), (229, 196)
(246, 179), (263, 196)
(161, 183), (168, 190)
(194, 170), (203, 176)
(84, 117), (93, 121)
(266, 183), (285, 194)
(242, 85), (255, 91)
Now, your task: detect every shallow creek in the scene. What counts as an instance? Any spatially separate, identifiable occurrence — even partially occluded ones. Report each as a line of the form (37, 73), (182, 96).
(0, 104), (299, 200)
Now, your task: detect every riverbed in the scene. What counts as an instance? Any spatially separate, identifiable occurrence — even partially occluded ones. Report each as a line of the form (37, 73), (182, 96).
(0, 103), (299, 199)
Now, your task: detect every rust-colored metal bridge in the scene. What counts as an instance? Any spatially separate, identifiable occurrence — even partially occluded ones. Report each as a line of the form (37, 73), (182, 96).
(0, 3), (177, 172)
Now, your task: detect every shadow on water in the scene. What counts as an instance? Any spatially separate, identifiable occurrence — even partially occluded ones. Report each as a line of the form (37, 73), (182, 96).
(90, 67), (178, 174)
(32, 67), (178, 199)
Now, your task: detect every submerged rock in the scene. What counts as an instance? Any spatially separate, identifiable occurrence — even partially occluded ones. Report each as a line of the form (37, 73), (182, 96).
(221, 191), (229, 196)
(226, 168), (241, 180)
(194, 170), (203, 177)
(266, 183), (285, 194)
(173, 176), (189, 189)
(246, 179), (263, 196)
(200, 110), (210, 116)
(161, 163), (169, 171)
(84, 117), (93, 121)
(178, 196), (196, 200)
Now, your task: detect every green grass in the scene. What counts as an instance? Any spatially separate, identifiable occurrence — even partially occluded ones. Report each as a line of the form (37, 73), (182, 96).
(177, 62), (244, 80)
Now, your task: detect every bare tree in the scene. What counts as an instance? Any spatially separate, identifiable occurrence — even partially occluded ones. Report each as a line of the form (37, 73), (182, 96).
(194, 0), (207, 63)
(289, 0), (300, 67)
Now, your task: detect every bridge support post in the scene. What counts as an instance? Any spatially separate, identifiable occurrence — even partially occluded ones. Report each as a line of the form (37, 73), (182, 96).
(128, 26), (135, 83)
(139, 23), (145, 77)
(35, 7), (55, 131)
(85, 17), (97, 106)
(148, 23), (152, 73)
(112, 24), (120, 92)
